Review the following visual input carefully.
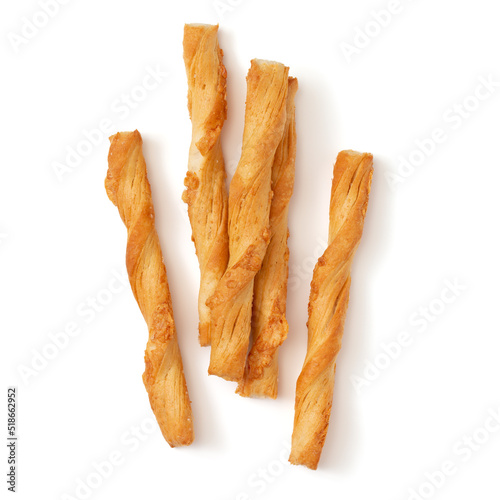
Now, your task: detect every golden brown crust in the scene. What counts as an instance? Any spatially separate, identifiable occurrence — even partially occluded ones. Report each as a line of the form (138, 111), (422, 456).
(182, 24), (229, 346)
(236, 77), (298, 398)
(207, 59), (290, 381)
(289, 150), (373, 469)
(105, 131), (194, 447)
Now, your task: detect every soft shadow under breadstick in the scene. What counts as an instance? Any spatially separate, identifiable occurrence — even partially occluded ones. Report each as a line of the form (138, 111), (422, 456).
(182, 23), (229, 347)
(105, 131), (194, 447)
(236, 77), (298, 398)
(207, 59), (289, 381)
(289, 150), (373, 469)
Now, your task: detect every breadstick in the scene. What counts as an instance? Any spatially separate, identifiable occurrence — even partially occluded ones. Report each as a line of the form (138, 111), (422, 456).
(207, 59), (289, 381)
(289, 150), (373, 469)
(236, 77), (298, 398)
(182, 24), (229, 346)
(105, 131), (194, 447)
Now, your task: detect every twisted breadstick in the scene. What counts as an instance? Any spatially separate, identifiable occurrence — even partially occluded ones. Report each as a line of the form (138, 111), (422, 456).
(207, 59), (289, 381)
(182, 24), (229, 346)
(290, 150), (373, 469)
(236, 77), (298, 398)
(105, 131), (194, 447)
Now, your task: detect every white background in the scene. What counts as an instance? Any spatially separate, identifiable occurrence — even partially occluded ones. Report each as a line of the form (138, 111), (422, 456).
(2, 0), (500, 499)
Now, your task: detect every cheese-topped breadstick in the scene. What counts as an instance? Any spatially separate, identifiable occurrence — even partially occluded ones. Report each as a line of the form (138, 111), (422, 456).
(290, 150), (373, 469)
(237, 77), (298, 398)
(106, 131), (194, 447)
(182, 24), (229, 346)
(207, 59), (289, 381)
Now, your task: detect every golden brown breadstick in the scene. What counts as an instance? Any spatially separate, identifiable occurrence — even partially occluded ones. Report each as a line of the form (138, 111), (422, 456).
(207, 59), (289, 381)
(289, 150), (373, 469)
(182, 24), (229, 346)
(105, 131), (194, 447)
(236, 77), (298, 398)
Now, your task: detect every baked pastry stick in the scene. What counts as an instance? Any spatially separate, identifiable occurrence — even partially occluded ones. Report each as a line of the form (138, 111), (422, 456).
(290, 150), (373, 469)
(105, 131), (194, 447)
(236, 77), (298, 398)
(182, 24), (229, 346)
(207, 60), (289, 381)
